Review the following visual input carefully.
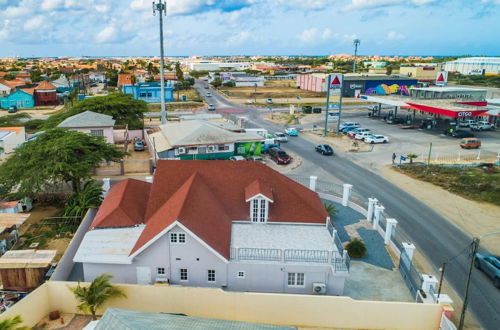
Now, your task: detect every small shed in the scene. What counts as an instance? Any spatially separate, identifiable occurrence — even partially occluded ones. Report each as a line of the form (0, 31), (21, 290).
(0, 249), (57, 292)
(0, 197), (32, 214)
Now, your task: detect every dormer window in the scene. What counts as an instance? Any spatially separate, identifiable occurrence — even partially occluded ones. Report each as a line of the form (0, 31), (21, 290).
(245, 179), (274, 223)
(251, 198), (268, 223)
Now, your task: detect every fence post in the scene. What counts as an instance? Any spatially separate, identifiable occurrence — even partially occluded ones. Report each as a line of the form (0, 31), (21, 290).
(102, 178), (110, 196)
(477, 149), (481, 160)
(402, 243), (415, 261)
(421, 274), (438, 293)
(457, 151), (461, 161)
(385, 218), (398, 245)
(342, 184), (353, 206)
(367, 198), (378, 222)
(309, 175), (318, 191)
(373, 205), (384, 230)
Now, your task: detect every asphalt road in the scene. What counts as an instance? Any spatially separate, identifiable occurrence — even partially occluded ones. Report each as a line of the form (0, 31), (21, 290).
(196, 81), (500, 329)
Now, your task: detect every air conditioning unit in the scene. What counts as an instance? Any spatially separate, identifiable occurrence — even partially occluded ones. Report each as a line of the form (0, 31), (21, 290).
(207, 145), (216, 152)
(177, 147), (186, 154)
(312, 283), (326, 295)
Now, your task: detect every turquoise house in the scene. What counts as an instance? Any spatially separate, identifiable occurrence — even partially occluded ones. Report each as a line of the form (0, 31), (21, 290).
(122, 82), (174, 103)
(0, 89), (35, 109)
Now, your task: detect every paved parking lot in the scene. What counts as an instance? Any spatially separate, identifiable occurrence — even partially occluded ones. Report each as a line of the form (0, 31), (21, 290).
(298, 109), (499, 169)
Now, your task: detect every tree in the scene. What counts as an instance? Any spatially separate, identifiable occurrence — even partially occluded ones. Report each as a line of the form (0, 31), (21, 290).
(324, 202), (338, 218)
(175, 62), (183, 81)
(0, 128), (125, 197)
(45, 93), (148, 130)
(64, 180), (104, 218)
(0, 315), (29, 330)
(407, 153), (418, 164)
(70, 273), (126, 320)
(210, 78), (222, 88)
(222, 81), (235, 87)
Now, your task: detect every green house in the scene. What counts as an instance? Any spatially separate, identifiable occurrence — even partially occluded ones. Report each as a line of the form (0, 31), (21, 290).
(148, 120), (262, 160)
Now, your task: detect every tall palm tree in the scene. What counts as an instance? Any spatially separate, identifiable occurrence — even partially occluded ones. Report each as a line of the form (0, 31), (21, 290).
(0, 315), (29, 330)
(70, 273), (126, 320)
(324, 202), (338, 218)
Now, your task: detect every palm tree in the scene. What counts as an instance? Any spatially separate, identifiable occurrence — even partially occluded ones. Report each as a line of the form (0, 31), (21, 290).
(63, 180), (104, 218)
(0, 315), (29, 330)
(324, 202), (338, 218)
(70, 273), (126, 320)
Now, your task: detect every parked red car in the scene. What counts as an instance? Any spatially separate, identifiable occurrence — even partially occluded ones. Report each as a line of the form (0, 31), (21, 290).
(269, 147), (291, 165)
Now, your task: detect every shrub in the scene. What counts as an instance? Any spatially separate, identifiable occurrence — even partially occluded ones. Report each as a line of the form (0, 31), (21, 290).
(24, 119), (45, 133)
(346, 238), (367, 258)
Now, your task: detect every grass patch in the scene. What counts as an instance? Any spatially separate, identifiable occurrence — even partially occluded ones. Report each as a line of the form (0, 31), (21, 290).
(395, 164), (500, 206)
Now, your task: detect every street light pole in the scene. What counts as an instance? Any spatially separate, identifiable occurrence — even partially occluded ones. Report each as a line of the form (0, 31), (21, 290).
(153, 1), (167, 124)
(353, 39), (361, 73)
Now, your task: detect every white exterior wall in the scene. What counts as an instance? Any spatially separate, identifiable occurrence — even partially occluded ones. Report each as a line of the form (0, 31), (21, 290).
(66, 126), (114, 144)
(0, 83), (11, 97)
(81, 224), (346, 295)
(0, 128), (26, 154)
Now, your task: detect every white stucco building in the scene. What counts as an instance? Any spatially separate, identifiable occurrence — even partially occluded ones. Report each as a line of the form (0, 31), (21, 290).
(74, 160), (349, 296)
(58, 111), (115, 144)
(443, 57), (500, 75)
(0, 127), (26, 156)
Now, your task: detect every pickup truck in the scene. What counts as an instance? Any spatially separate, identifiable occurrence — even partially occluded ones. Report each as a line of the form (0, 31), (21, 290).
(470, 121), (495, 131)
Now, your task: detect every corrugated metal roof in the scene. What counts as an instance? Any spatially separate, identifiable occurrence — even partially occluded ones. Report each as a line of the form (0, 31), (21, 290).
(58, 111), (115, 128)
(157, 120), (261, 149)
(73, 226), (145, 264)
(95, 308), (296, 330)
(0, 249), (56, 268)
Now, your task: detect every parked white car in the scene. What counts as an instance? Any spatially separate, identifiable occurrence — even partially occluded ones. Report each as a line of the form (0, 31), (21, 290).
(206, 92), (212, 97)
(274, 132), (288, 142)
(364, 134), (389, 144)
(458, 119), (476, 127)
(470, 121), (495, 131)
(354, 132), (372, 140)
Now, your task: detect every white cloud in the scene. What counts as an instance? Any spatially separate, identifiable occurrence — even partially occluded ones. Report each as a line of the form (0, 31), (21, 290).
(228, 31), (252, 44)
(298, 27), (339, 43)
(2, 6), (32, 18)
(387, 31), (406, 40)
(95, 4), (109, 12)
(24, 16), (46, 31)
(346, 0), (439, 10)
(41, 0), (64, 11)
(95, 26), (117, 43)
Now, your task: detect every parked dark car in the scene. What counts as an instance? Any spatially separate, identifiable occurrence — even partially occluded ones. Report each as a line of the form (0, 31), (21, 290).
(475, 253), (500, 288)
(134, 141), (145, 151)
(7, 106), (17, 113)
(451, 130), (475, 138)
(262, 143), (280, 154)
(387, 117), (405, 124)
(315, 144), (334, 155)
(312, 107), (322, 113)
(268, 147), (291, 165)
(302, 106), (312, 114)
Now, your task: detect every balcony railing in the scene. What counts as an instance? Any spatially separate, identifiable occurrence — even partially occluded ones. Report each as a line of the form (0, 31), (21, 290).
(230, 248), (349, 272)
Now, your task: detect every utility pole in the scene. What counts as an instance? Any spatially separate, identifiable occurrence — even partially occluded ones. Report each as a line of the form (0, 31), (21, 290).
(436, 262), (446, 304)
(427, 142), (432, 165)
(353, 39), (361, 73)
(458, 238), (480, 330)
(153, 1), (167, 124)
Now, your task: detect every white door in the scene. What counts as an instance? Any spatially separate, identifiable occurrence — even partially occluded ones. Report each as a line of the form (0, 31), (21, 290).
(136, 267), (152, 285)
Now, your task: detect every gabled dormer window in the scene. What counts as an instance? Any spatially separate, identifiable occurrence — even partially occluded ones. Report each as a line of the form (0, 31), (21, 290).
(251, 198), (268, 223)
(245, 179), (274, 223)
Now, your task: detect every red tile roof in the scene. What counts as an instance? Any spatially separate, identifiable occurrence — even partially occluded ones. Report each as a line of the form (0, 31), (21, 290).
(90, 179), (151, 229)
(34, 80), (56, 91)
(117, 74), (133, 87)
(0, 79), (26, 89)
(93, 160), (328, 260)
(0, 201), (19, 210)
(245, 179), (273, 202)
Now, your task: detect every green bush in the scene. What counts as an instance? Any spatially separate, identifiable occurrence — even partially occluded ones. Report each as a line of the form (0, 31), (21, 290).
(346, 238), (367, 258)
(302, 106), (312, 114)
(24, 119), (45, 133)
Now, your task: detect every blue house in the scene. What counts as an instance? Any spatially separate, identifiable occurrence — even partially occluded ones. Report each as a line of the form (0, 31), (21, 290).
(0, 89), (35, 109)
(122, 82), (174, 103)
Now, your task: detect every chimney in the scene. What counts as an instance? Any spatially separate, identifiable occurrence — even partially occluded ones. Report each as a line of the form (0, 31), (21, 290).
(102, 178), (111, 196)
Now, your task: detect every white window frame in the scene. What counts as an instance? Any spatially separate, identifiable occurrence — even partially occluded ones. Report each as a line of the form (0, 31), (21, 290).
(207, 269), (216, 282)
(90, 129), (104, 137)
(250, 198), (268, 223)
(170, 233), (178, 243)
(178, 233), (186, 243)
(180, 268), (188, 281)
(237, 271), (245, 279)
(287, 272), (305, 287)
(157, 267), (166, 275)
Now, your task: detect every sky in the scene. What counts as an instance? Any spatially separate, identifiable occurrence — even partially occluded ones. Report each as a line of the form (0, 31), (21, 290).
(0, 0), (499, 57)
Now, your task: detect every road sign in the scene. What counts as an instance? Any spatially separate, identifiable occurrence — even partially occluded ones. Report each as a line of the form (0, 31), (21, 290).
(400, 155), (407, 161)
(329, 74), (343, 89)
(436, 71), (448, 86)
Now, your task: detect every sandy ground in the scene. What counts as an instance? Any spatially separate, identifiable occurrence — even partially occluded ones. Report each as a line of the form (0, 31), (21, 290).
(381, 166), (500, 254)
(19, 206), (62, 235)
